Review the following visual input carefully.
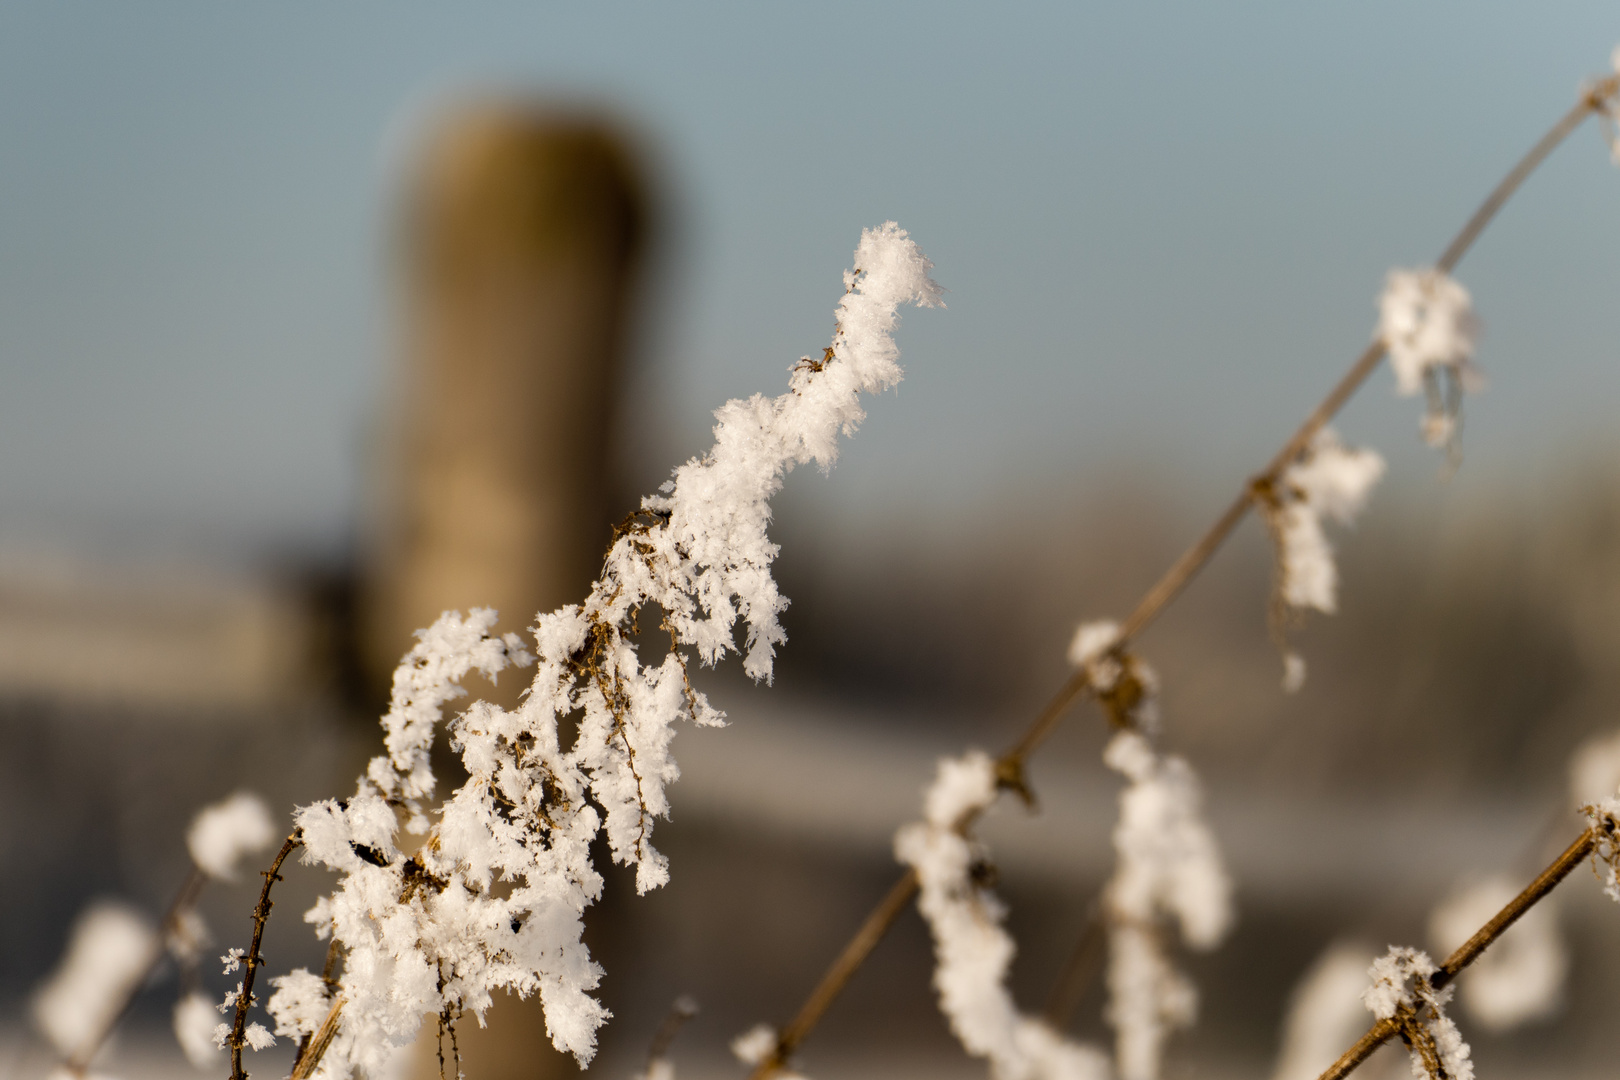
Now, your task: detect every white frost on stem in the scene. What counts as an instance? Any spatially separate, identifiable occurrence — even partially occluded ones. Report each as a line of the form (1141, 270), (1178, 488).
(32, 901), (161, 1063)
(1362, 947), (1472, 1080)
(1068, 620), (1159, 732)
(1585, 796), (1620, 903)
(1376, 268), (1483, 448)
(1102, 730), (1232, 1080)
(1428, 877), (1565, 1031)
(895, 750), (1110, 1080)
(1275, 429), (1385, 617)
(1267, 428), (1385, 690)
(186, 791), (279, 882)
(254, 224), (939, 1078)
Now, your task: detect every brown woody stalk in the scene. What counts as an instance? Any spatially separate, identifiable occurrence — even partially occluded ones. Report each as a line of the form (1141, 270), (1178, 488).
(229, 832), (302, 1080)
(747, 76), (1618, 1080)
(1316, 816), (1614, 1080)
(289, 996), (346, 1080)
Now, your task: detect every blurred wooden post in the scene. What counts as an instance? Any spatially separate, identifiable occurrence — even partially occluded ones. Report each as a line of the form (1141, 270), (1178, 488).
(361, 105), (646, 1079)
(363, 106), (645, 697)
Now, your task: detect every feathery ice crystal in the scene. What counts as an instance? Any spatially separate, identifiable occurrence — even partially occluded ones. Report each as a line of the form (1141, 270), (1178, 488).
(1102, 729), (1232, 1080)
(1362, 947), (1472, 1080)
(895, 750), (1110, 1080)
(1376, 269), (1482, 448)
(247, 223), (940, 1077)
(1428, 877), (1565, 1031)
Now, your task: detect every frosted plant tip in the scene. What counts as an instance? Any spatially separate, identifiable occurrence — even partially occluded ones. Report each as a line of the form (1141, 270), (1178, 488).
(187, 791), (277, 881)
(1282, 652), (1306, 693)
(730, 1023), (777, 1066)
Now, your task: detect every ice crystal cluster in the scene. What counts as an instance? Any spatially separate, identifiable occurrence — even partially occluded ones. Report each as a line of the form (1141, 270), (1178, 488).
(1376, 268), (1482, 447)
(1264, 429), (1385, 691)
(1428, 877), (1566, 1031)
(1101, 729), (1232, 1080)
(896, 620), (1229, 1080)
(1586, 796), (1620, 904)
(188, 791), (278, 882)
(895, 750), (1111, 1080)
(1362, 947), (1473, 1080)
(238, 223), (941, 1076)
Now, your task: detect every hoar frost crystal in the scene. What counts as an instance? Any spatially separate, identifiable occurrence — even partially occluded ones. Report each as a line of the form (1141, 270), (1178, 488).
(237, 223), (941, 1078)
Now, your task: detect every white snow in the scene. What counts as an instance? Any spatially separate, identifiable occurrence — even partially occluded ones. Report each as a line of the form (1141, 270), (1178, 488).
(187, 791), (279, 882)
(32, 901), (161, 1061)
(251, 224), (938, 1076)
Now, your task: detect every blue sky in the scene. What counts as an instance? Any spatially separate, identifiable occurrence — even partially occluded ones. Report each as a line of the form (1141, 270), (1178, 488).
(0, 2), (1615, 562)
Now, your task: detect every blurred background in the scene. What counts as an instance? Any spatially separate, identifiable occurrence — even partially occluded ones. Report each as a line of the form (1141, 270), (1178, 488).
(2, 3), (1620, 1079)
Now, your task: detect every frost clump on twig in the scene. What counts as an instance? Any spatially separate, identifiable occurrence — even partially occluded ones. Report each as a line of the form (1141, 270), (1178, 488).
(896, 751), (1111, 1080)
(1598, 46), (1620, 163)
(187, 791), (278, 882)
(1377, 268), (1483, 448)
(1429, 877), (1565, 1030)
(1263, 429), (1384, 690)
(1363, 947), (1473, 1080)
(1069, 620), (1159, 732)
(1102, 730), (1232, 1080)
(1273, 430), (1385, 617)
(246, 223), (939, 1077)
(1585, 796), (1620, 903)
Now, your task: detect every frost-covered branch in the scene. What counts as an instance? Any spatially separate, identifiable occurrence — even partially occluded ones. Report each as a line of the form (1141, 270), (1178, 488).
(213, 224), (940, 1080)
(1316, 810), (1619, 1080)
(745, 57), (1620, 1080)
(226, 832), (302, 1080)
(893, 751), (1110, 1080)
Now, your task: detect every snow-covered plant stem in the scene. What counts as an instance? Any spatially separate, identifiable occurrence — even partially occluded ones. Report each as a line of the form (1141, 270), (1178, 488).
(1317, 814), (1617, 1080)
(745, 60), (1620, 1080)
(217, 224), (939, 1080)
(226, 833), (301, 1080)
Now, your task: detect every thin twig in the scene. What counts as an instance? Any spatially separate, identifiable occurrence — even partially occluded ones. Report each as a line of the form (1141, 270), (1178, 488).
(747, 85), (1608, 1080)
(1041, 897), (1105, 1029)
(645, 995), (701, 1068)
(1315, 819), (1608, 1080)
(229, 832), (302, 1080)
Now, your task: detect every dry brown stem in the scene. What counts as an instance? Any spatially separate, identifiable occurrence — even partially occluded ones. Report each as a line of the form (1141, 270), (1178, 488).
(290, 996), (346, 1080)
(229, 832), (302, 1080)
(747, 83), (1611, 1080)
(1315, 818), (1611, 1080)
